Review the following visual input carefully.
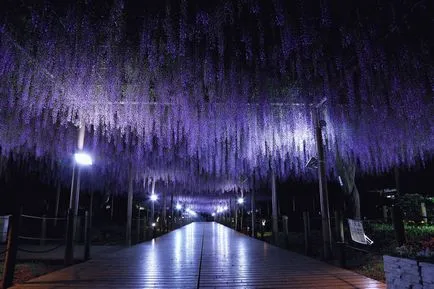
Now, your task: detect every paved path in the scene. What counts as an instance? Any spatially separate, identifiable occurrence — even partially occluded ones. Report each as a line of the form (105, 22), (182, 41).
(12, 222), (385, 288)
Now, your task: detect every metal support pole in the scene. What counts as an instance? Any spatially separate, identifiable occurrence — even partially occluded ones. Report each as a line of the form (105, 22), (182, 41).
(65, 125), (85, 265)
(2, 207), (21, 289)
(126, 166), (133, 246)
(69, 165), (76, 210)
(314, 107), (332, 260)
(271, 170), (278, 244)
(73, 167), (82, 227)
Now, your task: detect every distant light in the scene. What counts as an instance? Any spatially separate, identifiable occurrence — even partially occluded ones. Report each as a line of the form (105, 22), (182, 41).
(74, 152), (93, 166)
(176, 203), (182, 210)
(186, 208), (196, 216)
(223, 206), (228, 211)
(150, 194), (158, 201)
(261, 219), (266, 226)
(152, 222), (156, 227)
(212, 213), (216, 217)
(237, 197), (244, 204)
(139, 206), (145, 211)
(338, 176), (344, 187)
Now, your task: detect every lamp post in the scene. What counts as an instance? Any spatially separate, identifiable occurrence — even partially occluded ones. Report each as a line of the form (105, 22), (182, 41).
(237, 197), (244, 231)
(150, 193), (158, 226)
(65, 151), (93, 265)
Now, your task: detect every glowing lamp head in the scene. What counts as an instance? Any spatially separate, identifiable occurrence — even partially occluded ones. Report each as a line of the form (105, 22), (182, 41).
(223, 205), (228, 211)
(211, 212), (216, 217)
(237, 197), (244, 205)
(152, 222), (156, 227)
(176, 203), (182, 210)
(150, 194), (158, 202)
(74, 152), (93, 166)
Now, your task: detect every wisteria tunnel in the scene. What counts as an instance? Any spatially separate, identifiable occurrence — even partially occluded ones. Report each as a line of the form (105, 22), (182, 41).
(0, 0), (433, 246)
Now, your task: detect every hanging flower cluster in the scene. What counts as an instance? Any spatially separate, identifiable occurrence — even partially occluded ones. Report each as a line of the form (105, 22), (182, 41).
(0, 0), (432, 198)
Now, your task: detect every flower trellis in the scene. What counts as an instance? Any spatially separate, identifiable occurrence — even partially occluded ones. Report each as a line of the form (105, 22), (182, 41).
(0, 0), (432, 204)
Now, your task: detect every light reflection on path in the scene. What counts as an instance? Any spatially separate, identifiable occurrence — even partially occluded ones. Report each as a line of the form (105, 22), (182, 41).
(13, 222), (385, 289)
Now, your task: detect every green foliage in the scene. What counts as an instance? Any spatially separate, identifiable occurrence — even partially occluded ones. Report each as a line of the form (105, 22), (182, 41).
(364, 222), (434, 262)
(364, 222), (434, 253)
(396, 194), (426, 222)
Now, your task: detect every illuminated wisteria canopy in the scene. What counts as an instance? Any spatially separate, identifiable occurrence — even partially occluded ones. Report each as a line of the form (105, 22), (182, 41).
(0, 0), (433, 206)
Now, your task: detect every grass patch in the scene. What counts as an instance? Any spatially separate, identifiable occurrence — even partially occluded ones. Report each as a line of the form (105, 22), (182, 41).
(0, 261), (62, 285)
(352, 254), (385, 282)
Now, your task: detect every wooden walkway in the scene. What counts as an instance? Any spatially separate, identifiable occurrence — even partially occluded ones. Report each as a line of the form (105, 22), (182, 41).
(12, 222), (385, 288)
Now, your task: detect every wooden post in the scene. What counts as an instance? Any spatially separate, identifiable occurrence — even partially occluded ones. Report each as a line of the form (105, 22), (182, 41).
(383, 205), (388, 222)
(2, 207), (21, 289)
(126, 166), (133, 246)
(87, 191), (93, 259)
(303, 211), (311, 256)
(313, 106), (332, 259)
(145, 207), (150, 240)
(393, 167), (406, 246)
(54, 183), (61, 226)
(110, 193), (114, 221)
(251, 190), (256, 238)
(136, 208), (141, 243)
(271, 170), (278, 244)
(64, 209), (74, 265)
(338, 242), (346, 268)
(73, 166), (82, 238)
(282, 215), (289, 248)
(334, 210), (344, 243)
(421, 202), (428, 223)
(40, 215), (47, 246)
(234, 199), (238, 231)
(162, 190), (167, 232)
(84, 211), (90, 260)
(170, 193), (174, 231)
(392, 205), (406, 246)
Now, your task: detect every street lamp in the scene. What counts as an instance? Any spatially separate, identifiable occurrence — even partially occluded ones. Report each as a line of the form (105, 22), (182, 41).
(176, 203), (182, 210)
(237, 197), (244, 204)
(74, 152), (93, 166)
(150, 194), (158, 228)
(66, 150), (93, 265)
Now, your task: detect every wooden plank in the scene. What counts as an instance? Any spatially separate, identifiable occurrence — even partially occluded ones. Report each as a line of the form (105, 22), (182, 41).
(12, 222), (385, 289)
